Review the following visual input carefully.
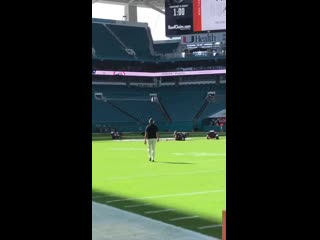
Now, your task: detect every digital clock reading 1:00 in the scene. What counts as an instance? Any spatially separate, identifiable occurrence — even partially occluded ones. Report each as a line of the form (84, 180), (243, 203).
(173, 7), (185, 16)
(165, 0), (193, 36)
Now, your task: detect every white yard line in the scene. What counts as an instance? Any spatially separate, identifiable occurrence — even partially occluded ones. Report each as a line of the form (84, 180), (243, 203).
(170, 216), (200, 221)
(198, 225), (222, 230)
(145, 209), (175, 214)
(106, 190), (224, 203)
(125, 203), (152, 208)
(105, 170), (224, 182)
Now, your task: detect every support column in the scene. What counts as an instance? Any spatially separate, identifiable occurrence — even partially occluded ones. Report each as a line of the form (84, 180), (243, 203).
(124, 5), (137, 23)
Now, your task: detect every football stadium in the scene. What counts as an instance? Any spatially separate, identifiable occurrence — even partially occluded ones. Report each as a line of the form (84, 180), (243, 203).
(92, 1), (226, 239)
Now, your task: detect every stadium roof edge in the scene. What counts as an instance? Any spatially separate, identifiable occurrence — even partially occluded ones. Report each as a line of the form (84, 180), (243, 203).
(93, 0), (165, 10)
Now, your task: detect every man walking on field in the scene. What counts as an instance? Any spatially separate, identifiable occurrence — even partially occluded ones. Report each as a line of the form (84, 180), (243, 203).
(144, 118), (159, 162)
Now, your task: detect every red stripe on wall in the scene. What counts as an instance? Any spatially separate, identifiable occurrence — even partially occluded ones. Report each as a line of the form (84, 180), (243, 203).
(193, 0), (202, 31)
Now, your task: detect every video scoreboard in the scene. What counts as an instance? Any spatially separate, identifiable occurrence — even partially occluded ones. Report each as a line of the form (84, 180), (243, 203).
(165, 0), (226, 36)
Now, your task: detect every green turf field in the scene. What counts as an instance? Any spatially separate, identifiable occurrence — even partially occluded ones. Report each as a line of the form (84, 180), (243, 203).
(92, 137), (226, 239)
